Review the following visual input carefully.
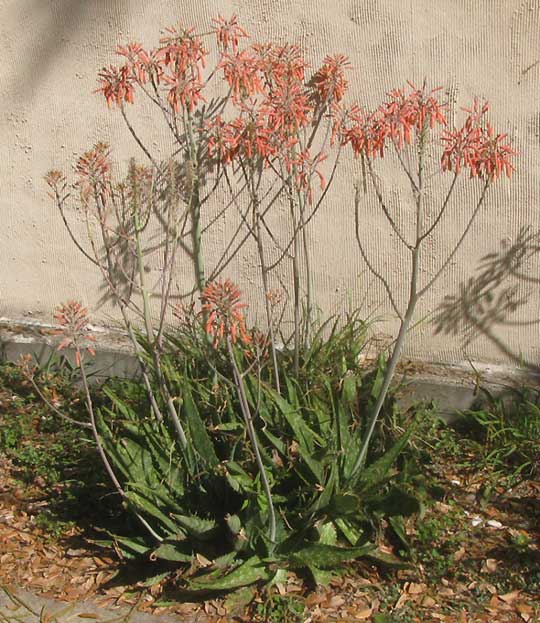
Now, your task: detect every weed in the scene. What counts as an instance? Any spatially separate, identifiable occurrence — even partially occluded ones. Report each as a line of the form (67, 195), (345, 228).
(254, 594), (305, 623)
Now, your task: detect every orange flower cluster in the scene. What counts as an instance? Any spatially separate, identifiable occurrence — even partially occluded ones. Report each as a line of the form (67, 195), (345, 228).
(212, 15), (248, 53)
(97, 23), (208, 113)
(53, 301), (96, 366)
(441, 99), (515, 180)
(311, 54), (352, 104)
(335, 83), (515, 182)
(208, 111), (276, 164)
(97, 65), (135, 108)
(220, 50), (264, 99)
(95, 16), (352, 206)
(339, 83), (447, 159)
(201, 280), (251, 348)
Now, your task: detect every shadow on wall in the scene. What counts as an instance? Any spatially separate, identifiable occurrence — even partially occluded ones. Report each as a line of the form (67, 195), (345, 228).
(14, 0), (129, 97)
(433, 227), (540, 372)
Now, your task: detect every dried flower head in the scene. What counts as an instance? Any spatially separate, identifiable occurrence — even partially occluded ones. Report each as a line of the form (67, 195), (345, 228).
(75, 142), (111, 204)
(44, 170), (67, 199)
(201, 280), (251, 348)
(16, 354), (38, 378)
(52, 301), (96, 366)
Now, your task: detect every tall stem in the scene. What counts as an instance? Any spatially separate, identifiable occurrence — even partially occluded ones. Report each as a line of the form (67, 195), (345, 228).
(227, 338), (277, 547)
(133, 212), (189, 453)
(351, 132), (426, 478)
(255, 213), (282, 394)
(299, 198), (313, 348)
(185, 111), (206, 294)
(247, 164), (281, 394)
(289, 196), (301, 377)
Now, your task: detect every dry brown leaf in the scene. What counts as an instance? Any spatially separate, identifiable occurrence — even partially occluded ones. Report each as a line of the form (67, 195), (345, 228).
(394, 591), (409, 610)
(482, 558), (498, 573)
(499, 590), (521, 604)
(407, 582), (426, 595)
(353, 608), (372, 620)
(454, 546), (466, 561)
(196, 553), (212, 567)
(305, 593), (326, 607)
(421, 596), (437, 608)
(516, 601), (533, 621)
(327, 595), (346, 608)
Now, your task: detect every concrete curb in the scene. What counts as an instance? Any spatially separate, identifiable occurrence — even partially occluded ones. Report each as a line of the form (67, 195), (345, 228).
(2, 318), (539, 420)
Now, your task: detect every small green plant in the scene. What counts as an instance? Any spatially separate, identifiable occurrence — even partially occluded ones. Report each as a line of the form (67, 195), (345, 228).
(254, 594), (306, 623)
(409, 503), (467, 581)
(34, 511), (76, 540)
(457, 386), (540, 481)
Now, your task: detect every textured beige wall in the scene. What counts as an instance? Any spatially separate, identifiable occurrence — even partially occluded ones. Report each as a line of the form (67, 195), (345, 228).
(1, 0), (540, 367)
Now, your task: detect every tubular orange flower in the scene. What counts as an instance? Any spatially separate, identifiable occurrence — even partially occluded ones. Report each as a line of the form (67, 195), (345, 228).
(212, 15), (248, 53)
(96, 64), (135, 108)
(52, 301), (96, 366)
(220, 50), (263, 100)
(311, 54), (352, 105)
(260, 81), (312, 139)
(208, 102), (278, 165)
(441, 100), (515, 180)
(163, 72), (206, 112)
(339, 106), (386, 159)
(378, 83), (447, 150)
(116, 42), (158, 85)
(201, 280), (251, 348)
(254, 43), (308, 85)
(157, 24), (207, 76)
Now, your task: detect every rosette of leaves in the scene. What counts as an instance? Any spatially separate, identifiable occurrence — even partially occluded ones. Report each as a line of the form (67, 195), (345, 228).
(93, 320), (419, 594)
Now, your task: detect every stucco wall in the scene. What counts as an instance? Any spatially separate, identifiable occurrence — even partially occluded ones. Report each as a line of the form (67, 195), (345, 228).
(1, 0), (540, 368)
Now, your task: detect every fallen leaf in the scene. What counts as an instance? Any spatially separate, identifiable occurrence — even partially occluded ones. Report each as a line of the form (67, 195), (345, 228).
(196, 553), (212, 567)
(408, 582), (426, 595)
(394, 591), (408, 610)
(353, 608), (372, 620)
(516, 601), (533, 621)
(454, 546), (466, 561)
(482, 558), (498, 573)
(327, 595), (346, 608)
(499, 590), (520, 603)
(421, 596), (437, 608)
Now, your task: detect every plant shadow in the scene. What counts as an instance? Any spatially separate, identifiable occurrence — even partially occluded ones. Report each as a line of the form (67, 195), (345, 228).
(433, 227), (540, 371)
